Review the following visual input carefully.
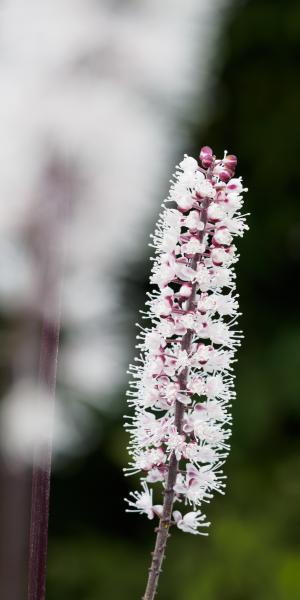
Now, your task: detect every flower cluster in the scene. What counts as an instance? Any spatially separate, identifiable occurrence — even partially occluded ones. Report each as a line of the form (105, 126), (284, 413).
(125, 147), (248, 534)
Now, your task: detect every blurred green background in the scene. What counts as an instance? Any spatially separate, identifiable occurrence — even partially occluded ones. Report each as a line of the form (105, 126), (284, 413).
(47, 1), (300, 598)
(2, 0), (299, 598)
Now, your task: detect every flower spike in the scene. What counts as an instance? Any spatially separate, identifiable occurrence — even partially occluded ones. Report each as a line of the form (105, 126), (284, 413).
(124, 147), (248, 599)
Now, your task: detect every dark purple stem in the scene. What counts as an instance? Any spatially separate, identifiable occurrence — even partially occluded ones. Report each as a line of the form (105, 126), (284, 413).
(142, 197), (210, 600)
(27, 322), (60, 600)
(27, 161), (72, 600)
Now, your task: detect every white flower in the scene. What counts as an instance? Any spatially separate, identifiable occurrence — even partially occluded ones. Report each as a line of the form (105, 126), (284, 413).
(175, 262), (196, 282)
(192, 344), (211, 366)
(208, 322), (232, 346)
(196, 180), (216, 199)
(211, 247), (233, 267)
(125, 482), (160, 520)
(185, 210), (205, 231)
(180, 313), (195, 329)
(213, 227), (233, 246)
(176, 193), (195, 211)
(160, 231), (180, 252)
(166, 428), (186, 460)
(186, 444), (218, 464)
(162, 382), (178, 403)
(173, 510), (210, 535)
(143, 331), (165, 353)
(214, 294), (238, 316)
(226, 192), (243, 213)
(163, 209), (182, 229)
(205, 375), (226, 399)
(189, 378), (205, 396)
(182, 238), (205, 255)
(207, 202), (226, 221)
(150, 262), (176, 288)
(193, 420), (227, 446)
(205, 348), (233, 372)
(179, 155), (198, 173)
(227, 178), (243, 194)
(146, 468), (166, 483)
(156, 319), (176, 337)
(176, 349), (190, 372)
(210, 266), (235, 289)
(196, 265), (211, 291)
(222, 216), (249, 237)
(203, 399), (228, 421)
(152, 298), (172, 317)
(198, 294), (215, 314)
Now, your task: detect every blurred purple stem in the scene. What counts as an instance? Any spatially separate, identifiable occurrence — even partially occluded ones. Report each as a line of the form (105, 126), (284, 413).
(27, 161), (72, 600)
(27, 322), (60, 600)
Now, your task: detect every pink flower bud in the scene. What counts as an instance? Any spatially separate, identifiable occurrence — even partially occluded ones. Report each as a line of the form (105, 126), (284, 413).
(224, 154), (237, 172)
(213, 164), (231, 183)
(199, 145), (213, 168)
(218, 168), (232, 183)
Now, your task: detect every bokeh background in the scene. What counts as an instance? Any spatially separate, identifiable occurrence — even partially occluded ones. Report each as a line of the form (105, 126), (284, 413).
(0, 0), (299, 599)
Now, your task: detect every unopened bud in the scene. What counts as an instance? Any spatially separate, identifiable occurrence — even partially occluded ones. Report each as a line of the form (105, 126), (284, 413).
(213, 164), (231, 183)
(199, 146), (213, 168)
(224, 154), (237, 173)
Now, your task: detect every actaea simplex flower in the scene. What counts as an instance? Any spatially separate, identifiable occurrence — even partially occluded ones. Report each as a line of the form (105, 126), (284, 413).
(124, 147), (248, 599)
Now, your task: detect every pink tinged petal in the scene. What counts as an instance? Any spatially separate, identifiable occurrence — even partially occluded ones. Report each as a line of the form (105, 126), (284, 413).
(153, 505), (163, 518)
(176, 393), (191, 405)
(175, 263), (196, 282)
(146, 469), (165, 483)
(173, 510), (182, 524)
(227, 178), (243, 193)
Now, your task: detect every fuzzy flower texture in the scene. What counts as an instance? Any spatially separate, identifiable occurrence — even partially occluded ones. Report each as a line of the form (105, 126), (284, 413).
(125, 147), (248, 535)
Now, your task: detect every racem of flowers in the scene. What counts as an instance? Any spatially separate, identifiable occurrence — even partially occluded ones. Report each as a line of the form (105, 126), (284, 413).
(125, 147), (248, 536)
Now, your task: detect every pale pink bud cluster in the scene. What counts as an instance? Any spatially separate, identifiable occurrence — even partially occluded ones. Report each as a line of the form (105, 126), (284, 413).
(125, 148), (248, 535)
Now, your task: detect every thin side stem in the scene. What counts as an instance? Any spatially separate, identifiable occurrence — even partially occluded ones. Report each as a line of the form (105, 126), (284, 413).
(143, 198), (210, 600)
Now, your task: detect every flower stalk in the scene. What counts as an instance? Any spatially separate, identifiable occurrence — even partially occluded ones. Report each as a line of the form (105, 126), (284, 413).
(143, 199), (210, 600)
